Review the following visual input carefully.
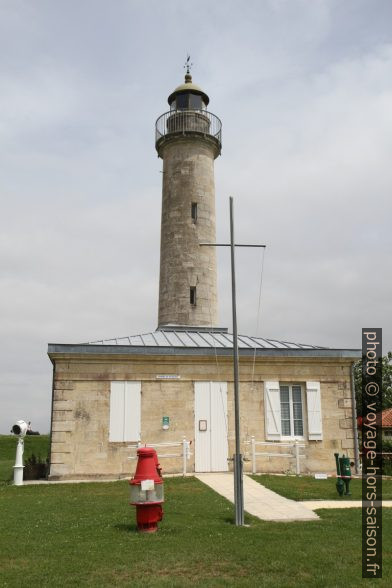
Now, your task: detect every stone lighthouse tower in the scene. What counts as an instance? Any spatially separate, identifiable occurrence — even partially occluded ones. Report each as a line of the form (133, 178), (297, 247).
(155, 68), (222, 328)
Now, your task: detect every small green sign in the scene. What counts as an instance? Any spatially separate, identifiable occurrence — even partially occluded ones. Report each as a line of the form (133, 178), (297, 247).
(162, 416), (169, 426)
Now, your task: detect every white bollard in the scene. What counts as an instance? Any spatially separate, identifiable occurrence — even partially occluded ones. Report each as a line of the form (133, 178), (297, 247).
(182, 437), (187, 476)
(294, 441), (300, 475)
(251, 436), (256, 474)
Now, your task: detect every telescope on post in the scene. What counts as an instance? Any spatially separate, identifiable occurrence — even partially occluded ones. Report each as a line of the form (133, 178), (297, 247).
(11, 420), (28, 486)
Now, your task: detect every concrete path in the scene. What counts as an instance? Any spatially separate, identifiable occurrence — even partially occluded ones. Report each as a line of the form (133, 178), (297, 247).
(196, 473), (319, 522)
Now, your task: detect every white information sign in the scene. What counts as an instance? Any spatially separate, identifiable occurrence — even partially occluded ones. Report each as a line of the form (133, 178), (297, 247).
(141, 479), (155, 491)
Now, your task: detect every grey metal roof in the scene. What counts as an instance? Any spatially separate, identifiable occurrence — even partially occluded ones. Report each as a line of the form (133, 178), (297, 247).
(47, 327), (361, 359)
(84, 328), (332, 351)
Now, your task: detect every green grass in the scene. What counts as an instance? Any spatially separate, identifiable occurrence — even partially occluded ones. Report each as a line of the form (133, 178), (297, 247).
(1, 433), (390, 586)
(0, 435), (50, 482)
(0, 477), (390, 587)
(251, 474), (392, 501)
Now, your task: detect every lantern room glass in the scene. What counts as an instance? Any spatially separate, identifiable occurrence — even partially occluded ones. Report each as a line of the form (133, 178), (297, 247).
(170, 93), (206, 111)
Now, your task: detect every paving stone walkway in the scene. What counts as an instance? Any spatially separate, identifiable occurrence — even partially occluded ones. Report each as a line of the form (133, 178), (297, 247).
(195, 473), (319, 522)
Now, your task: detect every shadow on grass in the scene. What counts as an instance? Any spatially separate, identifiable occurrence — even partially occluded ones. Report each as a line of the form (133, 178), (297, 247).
(114, 523), (138, 533)
(223, 515), (255, 526)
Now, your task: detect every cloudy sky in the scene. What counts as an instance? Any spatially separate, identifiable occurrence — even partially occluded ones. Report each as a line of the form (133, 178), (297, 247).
(1, 0), (391, 433)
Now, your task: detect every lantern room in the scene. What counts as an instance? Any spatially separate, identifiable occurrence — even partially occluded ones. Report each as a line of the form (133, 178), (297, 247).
(168, 72), (209, 111)
(155, 71), (222, 157)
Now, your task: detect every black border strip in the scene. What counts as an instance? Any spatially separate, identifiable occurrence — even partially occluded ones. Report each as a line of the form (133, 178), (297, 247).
(362, 328), (382, 578)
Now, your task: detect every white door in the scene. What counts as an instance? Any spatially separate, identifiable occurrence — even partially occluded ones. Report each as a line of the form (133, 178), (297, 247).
(194, 381), (228, 472)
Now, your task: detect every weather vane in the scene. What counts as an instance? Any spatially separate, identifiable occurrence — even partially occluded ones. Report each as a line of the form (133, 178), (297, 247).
(184, 54), (193, 75)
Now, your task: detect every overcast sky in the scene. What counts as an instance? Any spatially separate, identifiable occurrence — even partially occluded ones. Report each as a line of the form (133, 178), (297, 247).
(1, 0), (391, 434)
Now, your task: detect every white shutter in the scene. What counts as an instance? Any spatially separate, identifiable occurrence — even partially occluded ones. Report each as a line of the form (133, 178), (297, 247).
(306, 381), (323, 440)
(264, 381), (282, 440)
(109, 382), (125, 442)
(124, 381), (141, 442)
(109, 381), (141, 442)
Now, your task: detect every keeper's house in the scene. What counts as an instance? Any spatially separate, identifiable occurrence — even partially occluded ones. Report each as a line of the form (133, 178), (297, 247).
(48, 328), (360, 479)
(47, 71), (360, 480)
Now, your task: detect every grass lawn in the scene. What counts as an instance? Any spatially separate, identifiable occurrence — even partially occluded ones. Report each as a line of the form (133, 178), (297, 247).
(0, 435), (50, 482)
(251, 474), (392, 501)
(0, 477), (390, 587)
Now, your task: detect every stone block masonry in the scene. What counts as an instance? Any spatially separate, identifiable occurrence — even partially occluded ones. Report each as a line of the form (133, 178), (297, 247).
(48, 353), (356, 480)
(158, 137), (218, 327)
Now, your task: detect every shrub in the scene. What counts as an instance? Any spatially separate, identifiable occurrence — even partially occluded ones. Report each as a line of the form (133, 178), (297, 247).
(24, 454), (48, 480)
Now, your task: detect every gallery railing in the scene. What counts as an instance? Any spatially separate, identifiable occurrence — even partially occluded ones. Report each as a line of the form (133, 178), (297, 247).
(155, 110), (222, 148)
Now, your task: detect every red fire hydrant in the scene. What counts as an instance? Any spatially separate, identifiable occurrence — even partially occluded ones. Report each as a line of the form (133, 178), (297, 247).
(129, 447), (164, 533)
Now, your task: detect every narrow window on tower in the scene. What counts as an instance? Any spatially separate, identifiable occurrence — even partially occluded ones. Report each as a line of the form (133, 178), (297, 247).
(191, 202), (198, 223)
(190, 286), (197, 306)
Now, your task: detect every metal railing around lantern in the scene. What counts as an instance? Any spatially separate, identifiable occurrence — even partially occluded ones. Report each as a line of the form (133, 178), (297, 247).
(155, 109), (222, 148)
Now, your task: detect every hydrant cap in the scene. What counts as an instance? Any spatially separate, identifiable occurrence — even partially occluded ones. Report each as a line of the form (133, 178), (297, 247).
(130, 447), (163, 485)
(137, 447), (156, 458)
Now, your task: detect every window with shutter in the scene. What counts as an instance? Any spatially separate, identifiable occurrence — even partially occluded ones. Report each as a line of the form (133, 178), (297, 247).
(265, 381), (322, 442)
(109, 381), (141, 442)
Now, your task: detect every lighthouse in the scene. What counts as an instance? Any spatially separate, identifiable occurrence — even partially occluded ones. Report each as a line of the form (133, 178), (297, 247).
(155, 66), (222, 328)
(47, 64), (360, 484)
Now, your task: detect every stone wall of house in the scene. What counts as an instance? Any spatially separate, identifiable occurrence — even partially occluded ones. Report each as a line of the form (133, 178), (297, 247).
(49, 353), (355, 480)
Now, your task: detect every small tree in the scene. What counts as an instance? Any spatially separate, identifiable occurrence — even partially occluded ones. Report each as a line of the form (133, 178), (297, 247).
(354, 351), (392, 417)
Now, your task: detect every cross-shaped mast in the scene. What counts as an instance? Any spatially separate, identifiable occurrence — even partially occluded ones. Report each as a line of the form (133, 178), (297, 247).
(201, 196), (266, 526)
